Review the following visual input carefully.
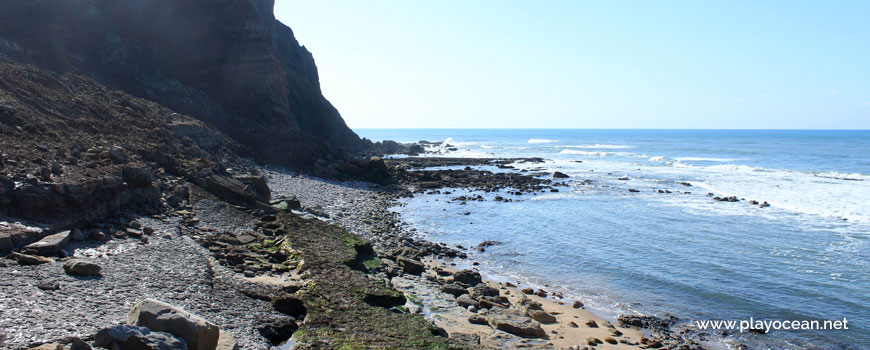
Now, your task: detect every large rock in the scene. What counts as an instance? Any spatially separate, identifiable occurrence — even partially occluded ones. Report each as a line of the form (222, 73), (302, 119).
(95, 325), (187, 350)
(21, 230), (70, 256)
(440, 283), (468, 297)
(456, 294), (478, 308)
(453, 269), (482, 287)
(198, 174), (264, 206)
(8, 252), (52, 265)
(127, 299), (220, 350)
(486, 311), (546, 338)
(397, 256), (425, 275)
(62, 259), (102, 276)
(526, 310), (557, 324)
(234, 175), (271, 203)
(0, 222), (47, 255)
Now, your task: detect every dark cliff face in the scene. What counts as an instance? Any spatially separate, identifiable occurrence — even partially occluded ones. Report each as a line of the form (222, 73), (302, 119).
(0, 0), (361, 167)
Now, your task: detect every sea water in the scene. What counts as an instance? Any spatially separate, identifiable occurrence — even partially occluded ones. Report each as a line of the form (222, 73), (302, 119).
(356, 129), (870, 350)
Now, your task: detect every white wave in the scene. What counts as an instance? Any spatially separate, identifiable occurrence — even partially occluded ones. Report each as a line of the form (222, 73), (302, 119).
(649, 156), (667, 162)
(674, 157), (739, 162)
(560, 149), (598, 156)
(442, 137), (478, 147)
(558, 144), (635, 149)
(528, 138), (559, 144)
(559, 149), (634, 158)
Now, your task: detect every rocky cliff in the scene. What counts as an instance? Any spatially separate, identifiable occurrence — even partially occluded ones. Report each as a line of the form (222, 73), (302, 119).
(0, 0), (362, 167)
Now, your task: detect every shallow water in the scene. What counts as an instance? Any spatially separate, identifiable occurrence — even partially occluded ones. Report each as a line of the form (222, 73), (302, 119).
(359, 129), (870, 350)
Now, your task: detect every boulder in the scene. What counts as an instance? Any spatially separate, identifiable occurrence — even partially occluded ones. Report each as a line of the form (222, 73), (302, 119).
(486, 311), (546, 338)
(127, 298), (220, 350)
(469, 284), (500, 298)
(453, 269), (482, 286)
(63, 259), (102, 276)
(29, 343), (65, 350)
(468, 314), (488, 325)
(527, 310), (557, 324)
(553, 172), (570, 179)
(199, 174), (263, 205)
(456, 294), (478, 308)
(478, 296), (511, 309)
(0, 222), (46, 255)
(234, 175), (271, 203)
(37, 281), (61, 291)
(397, 257), (425, 275)
(439, 284), (468, 297)
(69, 337), (92, 350)
(21, 230), (70, 256)
(95, 325), (187, 350)
(9, 252), (52, 265)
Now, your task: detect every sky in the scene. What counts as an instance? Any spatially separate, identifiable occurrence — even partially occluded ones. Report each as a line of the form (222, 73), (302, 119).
(275, 1), (870, 129)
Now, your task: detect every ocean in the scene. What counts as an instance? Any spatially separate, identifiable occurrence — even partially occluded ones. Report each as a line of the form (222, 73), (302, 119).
(356, 129), (870, 350)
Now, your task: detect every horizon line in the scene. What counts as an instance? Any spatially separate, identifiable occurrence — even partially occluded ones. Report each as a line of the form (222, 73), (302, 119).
(352, 127), (870, 131)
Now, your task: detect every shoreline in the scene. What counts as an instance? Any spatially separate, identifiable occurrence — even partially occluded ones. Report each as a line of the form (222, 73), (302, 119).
(265, 161), (718, 349)
(0, 157), (757, 349)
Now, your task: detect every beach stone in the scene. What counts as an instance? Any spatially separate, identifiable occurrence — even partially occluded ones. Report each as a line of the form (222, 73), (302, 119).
(468, 314), (488, 325)
(486, 311), (546, 338)
(9, 251), (51, 265)
(527, 310), (557, 324)
(469, 284), (500, 298)
(453, 269), (482, 286)
(21, 230), (70, 256)
(440, 283), (468, 297)
(534, 289), (548, 297)
(553, 171), (570, 178)
(478, 296), (511, 309)
(63, 259), (102, 276)
(37, 280), (61, 291)
(95, 324), (187, 350)
(585, 320), (598, 328)
(29, 343), (65, 350)
(521, 288), (534, 294)
(127, 298), (220, 350)
(397, 257), (425, 274)
(68, 337), (91, 350)
(572, 300), (583, 308)
(0, 222), (46, 255)
(456, 294), (479, 308)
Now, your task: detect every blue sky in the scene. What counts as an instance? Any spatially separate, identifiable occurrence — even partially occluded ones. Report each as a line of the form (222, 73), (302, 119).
(275, 1), (870, 129)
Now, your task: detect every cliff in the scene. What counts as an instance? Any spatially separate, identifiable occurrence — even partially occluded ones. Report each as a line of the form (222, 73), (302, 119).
(0, 0), (362, 167)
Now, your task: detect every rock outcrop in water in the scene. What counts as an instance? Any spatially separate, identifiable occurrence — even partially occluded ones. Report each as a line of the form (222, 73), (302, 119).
(0, 0), (361, 167)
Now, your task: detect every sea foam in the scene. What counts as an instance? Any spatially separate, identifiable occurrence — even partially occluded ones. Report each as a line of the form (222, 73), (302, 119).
(528, 138), (559, 144)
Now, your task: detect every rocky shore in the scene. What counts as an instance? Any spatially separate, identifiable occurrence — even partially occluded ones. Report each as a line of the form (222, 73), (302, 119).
(1, 147), (730, 349)
(262, 159), (717, 350)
